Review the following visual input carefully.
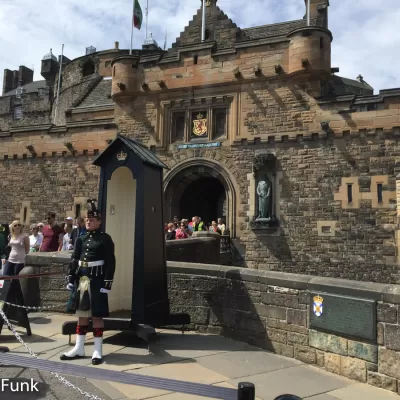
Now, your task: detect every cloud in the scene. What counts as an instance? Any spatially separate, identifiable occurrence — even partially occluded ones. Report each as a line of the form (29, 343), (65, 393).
(0, 0), (399, 94)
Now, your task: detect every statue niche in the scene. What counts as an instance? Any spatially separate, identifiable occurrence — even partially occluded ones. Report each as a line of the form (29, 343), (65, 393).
(251, 154), (279, 231)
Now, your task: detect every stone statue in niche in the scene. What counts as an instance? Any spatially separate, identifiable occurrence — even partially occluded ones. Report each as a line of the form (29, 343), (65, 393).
(256, 175), (273, 220)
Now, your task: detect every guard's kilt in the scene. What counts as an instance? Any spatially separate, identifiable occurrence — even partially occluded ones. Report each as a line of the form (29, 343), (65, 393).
(74, 268), (109, 318)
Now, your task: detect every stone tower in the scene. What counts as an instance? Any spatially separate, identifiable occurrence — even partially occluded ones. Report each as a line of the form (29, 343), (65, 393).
(41, 49), (59, 86)
(304, 0), (329, 28)
(287, 0), (331, 77)
(111, 54), (140, 103)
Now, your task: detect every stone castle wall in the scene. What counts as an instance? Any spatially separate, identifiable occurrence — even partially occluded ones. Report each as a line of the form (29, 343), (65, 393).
(0, 90), (52, 132)
(0, 130), (399, 283)
(167, 262), (400, 394)
(0, 156), (100, 225)
(23, 254), (400, 395)
(158, 133), (399, 283)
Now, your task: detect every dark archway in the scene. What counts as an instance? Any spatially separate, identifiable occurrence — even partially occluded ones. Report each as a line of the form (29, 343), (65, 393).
(163, 160), (237, 237)
(82, 60), (95, 77)
(179, 177), (226, 225)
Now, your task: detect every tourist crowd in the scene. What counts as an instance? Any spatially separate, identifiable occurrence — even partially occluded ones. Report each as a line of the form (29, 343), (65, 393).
(0, 212), (87, 276)
(164, 216), (226, 240)
(0, 212), (228, 276)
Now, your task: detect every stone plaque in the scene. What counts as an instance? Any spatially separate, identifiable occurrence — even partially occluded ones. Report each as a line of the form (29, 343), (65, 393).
(309, 292), (376, 342)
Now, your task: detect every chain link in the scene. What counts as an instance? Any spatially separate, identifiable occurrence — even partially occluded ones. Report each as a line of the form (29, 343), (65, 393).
(0, 309), (103, 400)
(0, 300), (61, 310)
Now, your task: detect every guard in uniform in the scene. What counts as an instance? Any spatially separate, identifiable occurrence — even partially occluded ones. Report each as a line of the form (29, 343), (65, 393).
(61, 199), (115, 365)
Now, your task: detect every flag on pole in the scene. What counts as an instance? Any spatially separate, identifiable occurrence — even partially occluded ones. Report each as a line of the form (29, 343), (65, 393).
(133, 0), (143, 30)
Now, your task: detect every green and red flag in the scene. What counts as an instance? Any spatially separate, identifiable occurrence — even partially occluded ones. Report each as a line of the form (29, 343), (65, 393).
(133, 0), (143, 30)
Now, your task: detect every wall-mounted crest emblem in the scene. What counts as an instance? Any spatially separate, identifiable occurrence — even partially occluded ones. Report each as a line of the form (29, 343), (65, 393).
(117, 151), (127, 161)
(193, 113), (207, 136)
(313, 295), (324, 317)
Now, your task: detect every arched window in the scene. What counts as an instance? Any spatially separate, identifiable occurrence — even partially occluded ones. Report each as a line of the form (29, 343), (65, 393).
(82, 60), (95, 77)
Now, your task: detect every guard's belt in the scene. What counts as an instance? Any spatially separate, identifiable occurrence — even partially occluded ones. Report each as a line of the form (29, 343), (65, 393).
(78, 260), (104, 267)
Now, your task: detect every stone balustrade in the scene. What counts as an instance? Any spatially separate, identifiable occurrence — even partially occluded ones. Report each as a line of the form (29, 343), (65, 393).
(23, 252), (400, 395)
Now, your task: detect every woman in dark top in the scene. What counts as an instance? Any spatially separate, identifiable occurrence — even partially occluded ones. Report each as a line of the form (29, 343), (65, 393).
(0, 223), (10, 268)
(165, 223), (176, 240)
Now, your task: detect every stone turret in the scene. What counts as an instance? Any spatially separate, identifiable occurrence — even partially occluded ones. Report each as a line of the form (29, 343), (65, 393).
(110, 55), (140, 102)
(304, 0), (329, 28)
(287, 0), (331, 78)
(41, 49), (59, 86)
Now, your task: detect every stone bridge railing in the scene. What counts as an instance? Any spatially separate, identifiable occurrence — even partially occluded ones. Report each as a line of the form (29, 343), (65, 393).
(23, 253), (400, 394)
(166, 231), (221, 264)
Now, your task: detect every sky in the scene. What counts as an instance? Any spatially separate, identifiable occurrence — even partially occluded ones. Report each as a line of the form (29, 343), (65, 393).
(0, 0), (399, 94)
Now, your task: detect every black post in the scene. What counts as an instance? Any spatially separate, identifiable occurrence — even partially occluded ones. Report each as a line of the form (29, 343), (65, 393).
(238, 382), (255, 400)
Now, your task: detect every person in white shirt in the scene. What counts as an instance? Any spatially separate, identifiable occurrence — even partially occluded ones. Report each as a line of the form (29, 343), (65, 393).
(218, 218), (226, 235)
(62, 224), (74, 251)
(29, 224), (42, 253)
(37, 222), (44, 236)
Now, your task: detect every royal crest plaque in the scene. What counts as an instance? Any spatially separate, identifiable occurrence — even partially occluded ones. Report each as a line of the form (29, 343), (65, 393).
(192, 112), (207, 137)
(309, 292), (376, 342)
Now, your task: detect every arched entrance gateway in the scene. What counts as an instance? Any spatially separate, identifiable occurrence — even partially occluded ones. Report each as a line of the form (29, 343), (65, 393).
(163, 160), (237, 237)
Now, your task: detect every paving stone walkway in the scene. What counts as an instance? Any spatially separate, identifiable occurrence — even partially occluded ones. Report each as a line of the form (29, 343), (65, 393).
(0, 312), (397, 400)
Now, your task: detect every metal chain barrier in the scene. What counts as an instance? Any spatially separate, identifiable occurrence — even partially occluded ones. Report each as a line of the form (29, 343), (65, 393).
(0, 271), (64, 280)
(0, 309), (104, 400)
(0, 300), (61, 311)
(0, 270), (66, 311)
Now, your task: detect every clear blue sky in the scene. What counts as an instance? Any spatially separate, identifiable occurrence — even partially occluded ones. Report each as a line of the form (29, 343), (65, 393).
(0, 0), (399, 93)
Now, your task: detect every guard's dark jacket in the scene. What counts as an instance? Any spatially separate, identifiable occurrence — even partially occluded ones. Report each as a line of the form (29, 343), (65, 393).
(68, 229), (116, 317)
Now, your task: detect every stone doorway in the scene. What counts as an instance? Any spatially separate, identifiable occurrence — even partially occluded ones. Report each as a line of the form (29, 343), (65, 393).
(163, 160), (236, 236)
(179, 177), (226, 225)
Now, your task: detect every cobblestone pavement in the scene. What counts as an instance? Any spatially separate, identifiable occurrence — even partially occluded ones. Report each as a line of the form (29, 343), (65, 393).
(0, 312), (397, 400)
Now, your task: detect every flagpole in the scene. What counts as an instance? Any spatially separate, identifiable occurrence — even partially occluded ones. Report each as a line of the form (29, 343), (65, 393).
(54, 44), (64, 123)
(307, 0), (310, 26)
(130, 0), (135, 54)
(201, 0), (206, 42)
(145, 0), (149, 40)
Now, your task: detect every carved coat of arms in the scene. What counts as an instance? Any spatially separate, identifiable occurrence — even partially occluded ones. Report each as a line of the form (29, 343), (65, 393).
(193, 113), (207, 136)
